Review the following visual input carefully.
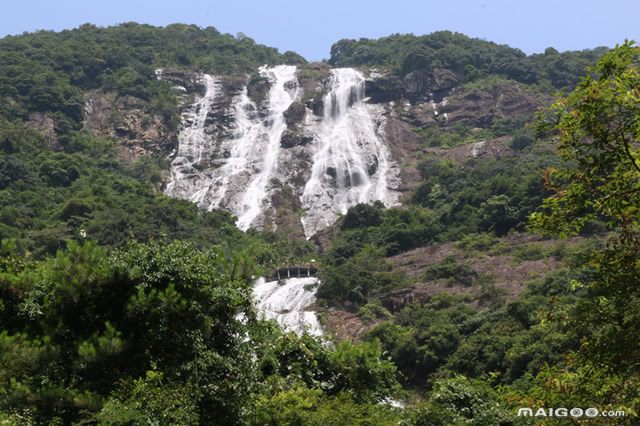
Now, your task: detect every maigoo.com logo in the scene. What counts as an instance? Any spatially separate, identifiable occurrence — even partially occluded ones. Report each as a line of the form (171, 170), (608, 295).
(517, 407), (625, 418)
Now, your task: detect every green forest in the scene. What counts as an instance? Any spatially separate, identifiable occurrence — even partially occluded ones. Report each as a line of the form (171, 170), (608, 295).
(1, 23), (639, 424)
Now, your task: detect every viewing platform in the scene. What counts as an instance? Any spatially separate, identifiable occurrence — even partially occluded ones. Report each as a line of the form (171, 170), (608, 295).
(272, 264), (319, 280)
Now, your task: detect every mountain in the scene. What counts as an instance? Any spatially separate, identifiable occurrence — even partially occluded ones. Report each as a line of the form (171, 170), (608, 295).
(146, 61), (548, 242)
(3, 23), (631, 424)
(0, 24), (605, 251)
(78, 41), (577, 242)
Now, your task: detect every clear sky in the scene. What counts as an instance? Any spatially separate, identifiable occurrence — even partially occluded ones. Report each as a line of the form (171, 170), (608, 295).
(2, 0), (638, 61)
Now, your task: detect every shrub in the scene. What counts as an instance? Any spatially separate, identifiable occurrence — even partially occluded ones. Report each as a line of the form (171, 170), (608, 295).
(424, 256), (478, 286)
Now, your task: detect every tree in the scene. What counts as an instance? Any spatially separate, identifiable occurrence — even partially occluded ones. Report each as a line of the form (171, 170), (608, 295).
(533, 40), (640, 237)
(408, 375), (526, 425)
(1, 240), (404, 423)
(342, 202), (384, 230)
(0, 240), (262, 424)
(479, 194), (519, 235)
(95, 369), (200, 425)
(530, 40), (640, 416)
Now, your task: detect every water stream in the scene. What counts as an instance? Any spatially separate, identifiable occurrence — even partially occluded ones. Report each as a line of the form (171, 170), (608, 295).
(165, 74), (220, 201)
(166, 66), (399, 238)
(253, 277), (323, 336)
(300, 68), (399, 237)
(165, 67), (403, 335)
(232, 65), (299, 230)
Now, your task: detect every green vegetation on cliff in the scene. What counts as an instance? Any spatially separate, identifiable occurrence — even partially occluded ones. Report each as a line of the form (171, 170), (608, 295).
(0, 22), (306, 257)
(0, 23), (304, 121)
(0, 117), (248, 257)
(329, 30), (607, 92)
(1, 22), (638, 423)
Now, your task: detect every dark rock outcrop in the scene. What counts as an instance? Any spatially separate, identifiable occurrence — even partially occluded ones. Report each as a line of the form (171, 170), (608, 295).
(307, 92), (325, 116)
(298, 62), (331, 94)
(432, 68), (461, 91)
(403, 70), (430, 101)
(365, 76), (405, 103)
(441, 82), (542, 128)
(247, 76), (270, 105)
(267, 186), (306, 241)
(280, 129), (313, 148)
(281, 100), (311, 148)
(406, 103), (439, 128)
(283, 100), (306, 126)
(156, 69), (202, 95)
(381, 116), (424, 196)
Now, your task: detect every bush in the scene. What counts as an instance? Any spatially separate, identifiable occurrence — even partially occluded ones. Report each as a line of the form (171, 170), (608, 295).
(510, 242), (545, 264)
(456, 233), (498, 254)
(408, 376), (526, 425)
(342, 202), (384, 230)
(511, 132), (534, 150)
(358, 301), (393, 324)
(424, 256), (477, 286)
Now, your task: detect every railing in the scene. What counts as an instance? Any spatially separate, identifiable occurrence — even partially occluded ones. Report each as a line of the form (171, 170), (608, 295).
(272, 264), (319, 280)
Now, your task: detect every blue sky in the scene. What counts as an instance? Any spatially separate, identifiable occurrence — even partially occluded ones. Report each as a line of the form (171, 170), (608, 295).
(2, 0), (638, 61)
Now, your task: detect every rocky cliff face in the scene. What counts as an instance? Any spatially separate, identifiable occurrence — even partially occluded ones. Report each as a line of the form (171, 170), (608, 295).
(77, 63), (545, 239)
(25, 112), (61, 151)
(157, 64), (402, 239)
(84, 92), (177, 164)
(361, 68), (544, 198)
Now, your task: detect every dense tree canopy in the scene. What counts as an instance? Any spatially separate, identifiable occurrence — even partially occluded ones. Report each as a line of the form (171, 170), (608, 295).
(329, 31), (607, 91)
(0, 23), (305, 123)
(1, 22), (635, 423)
(0, 240), (403, 424)
(526, 41), (640, 417)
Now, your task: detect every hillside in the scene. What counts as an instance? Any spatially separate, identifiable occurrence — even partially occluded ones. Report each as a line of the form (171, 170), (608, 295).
(2, 23), (637, 424)
(0, 26), (604, 251)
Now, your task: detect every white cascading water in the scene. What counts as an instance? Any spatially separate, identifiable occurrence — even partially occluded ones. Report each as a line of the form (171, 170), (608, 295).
(165, 65), (299, 231)
(301, 68), (399, 237)
(200, 88), (252, 210)
(253, 277), (323, 335)
(166, 67), (398, 237)
(165, 74), (221, 201)
(208, 65), (298, 230)
(166, 68), (400, 336)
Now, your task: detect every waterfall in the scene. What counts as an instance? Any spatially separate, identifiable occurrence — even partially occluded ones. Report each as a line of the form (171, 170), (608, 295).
(300, 68), (399, 237)
(163, 67), (404, 336)
(190, 65), (299, 231)
(233, 65), (299, 230)
(165, 74), (221, 201)
(253, 277), (323, 335)
(166, 66), (399, 238)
